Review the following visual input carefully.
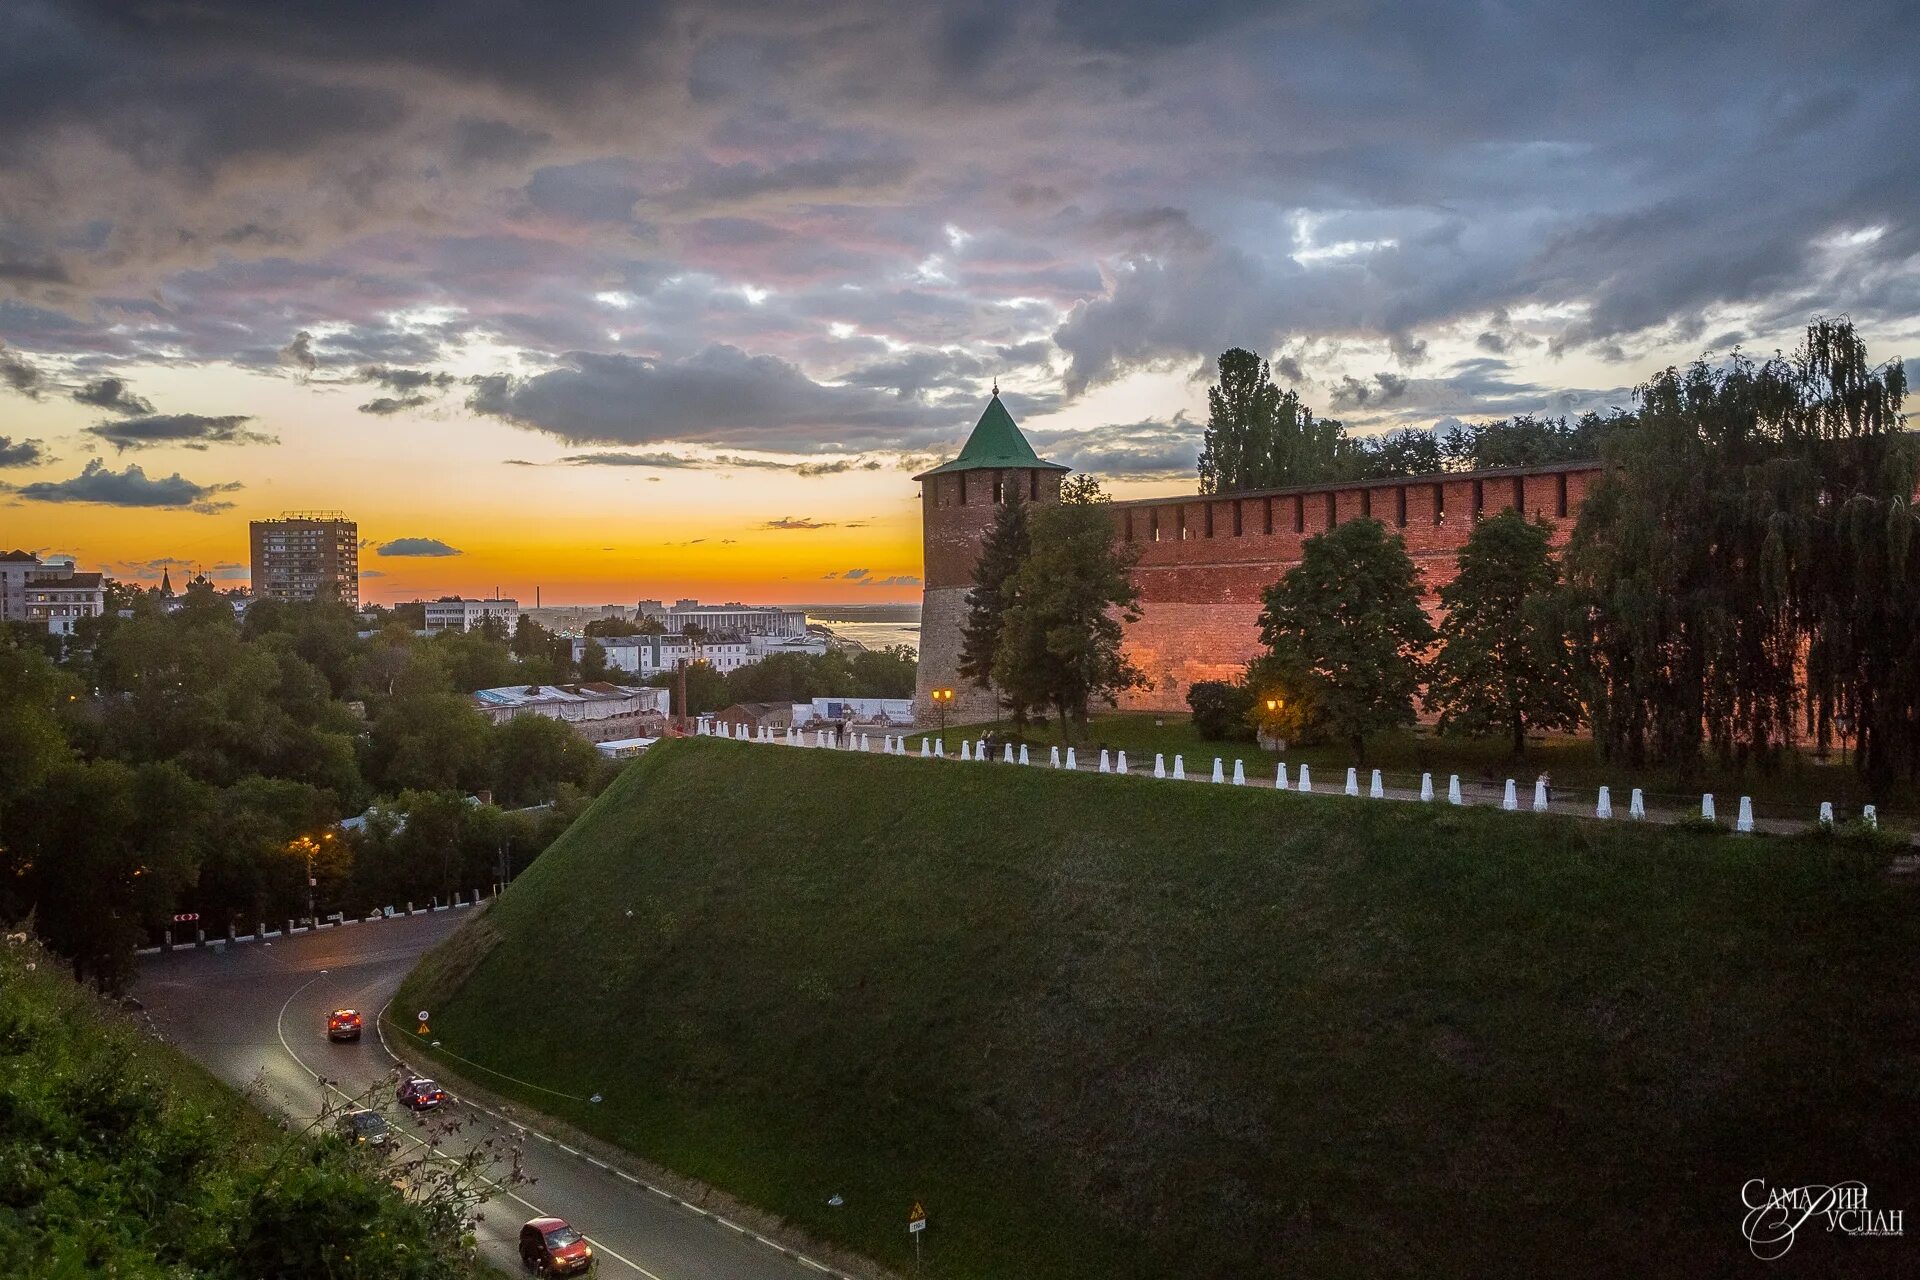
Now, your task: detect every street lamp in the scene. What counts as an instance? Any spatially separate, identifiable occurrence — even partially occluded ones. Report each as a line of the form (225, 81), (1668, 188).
(931, 687), (954, 739)
(1264, 696), (1284, 714)
(289, 831), (335, 925)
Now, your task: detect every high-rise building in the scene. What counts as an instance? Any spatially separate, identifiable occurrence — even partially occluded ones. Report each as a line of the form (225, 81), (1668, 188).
(249, 512), (359, 607)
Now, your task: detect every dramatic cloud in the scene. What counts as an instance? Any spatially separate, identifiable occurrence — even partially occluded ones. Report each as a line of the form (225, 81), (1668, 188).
(0, 436), (48, 467)
(376, 537), (463, 557)
(1030, 418), (1201, 481)
(85, 413), (277, 451)
(0, 344), (44, 397)
(467, 346), (946, 449)
(9, 460), (240, 512)
(72, 377), (154, 415)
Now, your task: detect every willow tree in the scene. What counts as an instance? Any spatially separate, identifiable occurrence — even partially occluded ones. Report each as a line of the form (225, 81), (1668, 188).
(1566, 318), (1911, 783)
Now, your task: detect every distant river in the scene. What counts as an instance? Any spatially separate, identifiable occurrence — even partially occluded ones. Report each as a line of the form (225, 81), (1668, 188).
(809, 618), (922, 653)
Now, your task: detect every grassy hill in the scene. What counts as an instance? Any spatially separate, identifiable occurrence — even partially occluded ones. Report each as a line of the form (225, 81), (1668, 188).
(398, 738), (1920, 1279)
(0, 942), (496, 1278)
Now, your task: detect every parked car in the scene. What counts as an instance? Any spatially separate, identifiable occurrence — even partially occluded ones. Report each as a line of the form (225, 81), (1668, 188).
(519, 1217), (594, 1275)
(326, 1009), (362, 1041)
(336, 1108), (392, 1147)
(396, 1077), (448, 1111)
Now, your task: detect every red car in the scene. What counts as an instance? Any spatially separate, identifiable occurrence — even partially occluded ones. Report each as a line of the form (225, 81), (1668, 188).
(520, 1217), (594, 1275)
(326, 1009), (362, 1042)
(396, 1077), (448, 1111)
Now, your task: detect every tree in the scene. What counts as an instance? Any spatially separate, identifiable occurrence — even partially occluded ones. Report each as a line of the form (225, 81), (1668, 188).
(958, 490), (1032, 709)
(991, 479), (1145, 740)
(1255, 517), (1435, 763)
(1187, 680), (1254, 741)
(1425, 509), (1583, 756)
(1565, 320), (1910, 779)
(492, 714), (596, 807)
(578, 638), (609, 682)
(1198, 348), (1350, 492)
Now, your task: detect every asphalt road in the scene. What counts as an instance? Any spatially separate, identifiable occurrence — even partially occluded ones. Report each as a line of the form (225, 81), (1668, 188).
(136, 910), (827, 1280)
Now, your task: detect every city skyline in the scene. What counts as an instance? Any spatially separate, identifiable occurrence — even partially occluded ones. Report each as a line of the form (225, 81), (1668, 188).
(2, 2), (1916, 604)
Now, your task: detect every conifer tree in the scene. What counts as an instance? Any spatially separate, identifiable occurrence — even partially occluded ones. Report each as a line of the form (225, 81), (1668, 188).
(958, 490), (1032, 702)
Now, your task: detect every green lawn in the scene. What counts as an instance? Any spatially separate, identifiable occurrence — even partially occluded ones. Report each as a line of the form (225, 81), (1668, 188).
(398, 737), (1919, 1279)
(909, 712), (1900, 825)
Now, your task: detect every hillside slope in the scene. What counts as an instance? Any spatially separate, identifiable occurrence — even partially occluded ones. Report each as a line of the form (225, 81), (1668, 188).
(399, 739), (1920, 1279)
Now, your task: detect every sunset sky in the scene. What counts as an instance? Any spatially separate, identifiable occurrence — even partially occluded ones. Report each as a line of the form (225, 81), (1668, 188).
(2, 1), (1916, 605)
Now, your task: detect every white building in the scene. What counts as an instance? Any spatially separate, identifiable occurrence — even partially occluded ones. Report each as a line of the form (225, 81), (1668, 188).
(470, 681), (669, 743)
(576, 633), (752, 676)
(424, 597), (520, 633)
(636, 598), (807, 637)
(1, 551), (106, 635)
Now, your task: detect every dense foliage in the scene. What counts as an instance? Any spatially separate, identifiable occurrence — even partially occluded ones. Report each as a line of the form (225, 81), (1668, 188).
(1253, 517), (1435, 762)
(1425, 509), (1583, 755)
(1196, 346), (1622, 492)
(0, 944), (492, 1278)
(959, 489), (1033, 701)
(645, 644), (918, 714)
(1186, 680), (1256, 741)
(0, 593), (618, 989)
(1567, 319), (1914, 784)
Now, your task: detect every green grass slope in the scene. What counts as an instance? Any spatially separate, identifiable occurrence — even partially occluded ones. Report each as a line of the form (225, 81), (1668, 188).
(399, 738), (1920, 1279)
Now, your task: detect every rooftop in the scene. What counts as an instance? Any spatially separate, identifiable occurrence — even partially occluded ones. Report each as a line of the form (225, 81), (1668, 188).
(471, 681), (650, 709)
(914, 392), (1069, 480)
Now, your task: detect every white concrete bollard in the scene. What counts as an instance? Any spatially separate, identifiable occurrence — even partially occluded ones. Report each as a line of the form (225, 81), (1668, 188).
(1003, 743), (1015, 764)
(1533, 778), (1548, 812)
(1345, 767), (1360, 797)
(1298, 764), (1312, 793)
(1276, 762), (1289, 790)
(1019, 744), (1030, 766)
(1233, 759), (1246, 786)
(1116, 750), (1128, 774)
(1819, 801), (1835, 828)
(1628, 788), (1645, 819)
(1502, 779), (1518, 810)
(1212, 758), (1225, 784)
(1050, 745), (1061, 768)
(935, 738), (946, 758)
(1863, 804), (1878, 829)
(1099, 749), (1111, 773)
(1066, 748), (1078, 771)
(1420, 772), (1433, 802)
(961, 740), (973, 761)
(1173, 754), (1186, 781)
(920, 738), (931, 758)
(1448, 774), (1463, 805)
(1596, 786), (1612, 819)
(1154, 753), (1166, 779)
(1701, 793), (1715, 823)
(696, 720), (706, 736)
(1370, 769), (1384, 799)
(976, 738), (986, 760)
(1736, 796), (1754, 833)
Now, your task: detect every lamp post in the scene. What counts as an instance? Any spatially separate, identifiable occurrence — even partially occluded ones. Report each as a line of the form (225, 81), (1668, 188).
(290, 831), (334, 925)
(931, 687), (954, 740)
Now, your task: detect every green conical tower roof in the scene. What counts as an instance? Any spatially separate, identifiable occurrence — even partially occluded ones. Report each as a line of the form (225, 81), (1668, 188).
(914, 392), (1068, 480)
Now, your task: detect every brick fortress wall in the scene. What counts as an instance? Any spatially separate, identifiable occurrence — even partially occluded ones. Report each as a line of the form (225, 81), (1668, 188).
(1106, 461), (1601, 712)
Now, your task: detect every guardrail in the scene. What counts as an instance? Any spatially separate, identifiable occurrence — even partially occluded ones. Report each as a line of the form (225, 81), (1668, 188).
(135, 887), (498, 957)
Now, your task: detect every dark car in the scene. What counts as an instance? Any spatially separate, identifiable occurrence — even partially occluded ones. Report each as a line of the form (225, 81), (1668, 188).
(520, 1217), (594, 1275)
(396, 1077), (448, 1111)
(336, 1108), (392, 1147)
(326, 1008), (362, 1042)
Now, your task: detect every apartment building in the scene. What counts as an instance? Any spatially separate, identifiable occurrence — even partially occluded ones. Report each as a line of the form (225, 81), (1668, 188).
(424, 597), (520, 633)
(249, 512), (358, 606)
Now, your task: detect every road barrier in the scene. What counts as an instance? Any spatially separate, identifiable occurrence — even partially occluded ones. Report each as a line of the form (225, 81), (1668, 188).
(136, 887), (495, 956)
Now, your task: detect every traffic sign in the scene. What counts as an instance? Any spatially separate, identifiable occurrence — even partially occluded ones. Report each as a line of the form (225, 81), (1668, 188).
(171, 913), (199, 923)
(908, 1202), (927, 1233)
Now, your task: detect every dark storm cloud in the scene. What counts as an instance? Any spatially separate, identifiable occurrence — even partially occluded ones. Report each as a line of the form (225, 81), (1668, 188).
(466, 345), (947, 449)
(85, 413), (277, 451)
(72, 377), (154, 415)
(363, 365), (456, 393)
(1029, 418), (1200, 481)
(0, 0), (1916, 443)
(376, 537), (462, 557)
(9, 459), (241, 512)
(0, 437), (48, 467)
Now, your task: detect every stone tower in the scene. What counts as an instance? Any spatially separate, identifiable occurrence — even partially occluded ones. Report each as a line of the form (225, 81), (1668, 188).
(913, 392), (1068, 726)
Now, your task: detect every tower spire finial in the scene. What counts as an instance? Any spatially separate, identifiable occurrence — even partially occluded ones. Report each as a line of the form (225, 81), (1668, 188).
(992, 376), (999, 397)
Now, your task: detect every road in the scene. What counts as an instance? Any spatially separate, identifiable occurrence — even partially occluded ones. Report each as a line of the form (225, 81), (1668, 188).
(136, 910), (829, 1280)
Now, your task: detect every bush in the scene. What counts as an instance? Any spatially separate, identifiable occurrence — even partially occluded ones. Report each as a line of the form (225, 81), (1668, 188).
(1187, 680), (1255, 741)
